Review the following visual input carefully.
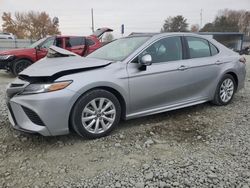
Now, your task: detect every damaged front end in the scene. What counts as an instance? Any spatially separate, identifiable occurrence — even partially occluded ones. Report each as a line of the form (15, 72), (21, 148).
(7, 45), (112, 97)
(6, 76), (73, 136)
(6, 46), (112, 136)
(0, 54), (15, 70)
(18, 45), (111, 83)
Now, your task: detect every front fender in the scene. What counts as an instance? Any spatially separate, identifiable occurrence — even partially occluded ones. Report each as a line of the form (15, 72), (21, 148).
(73, 81), (129, 109)
(56, 62), (129, 118)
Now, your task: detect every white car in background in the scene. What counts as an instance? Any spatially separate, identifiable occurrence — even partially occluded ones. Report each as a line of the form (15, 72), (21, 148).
(0, 32), (15, 40)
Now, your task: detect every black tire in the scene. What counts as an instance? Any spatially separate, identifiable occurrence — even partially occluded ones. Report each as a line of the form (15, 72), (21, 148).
(12, 59), (32, 76)
(70, 89), (121, 139)
(212, 74), (236, 106)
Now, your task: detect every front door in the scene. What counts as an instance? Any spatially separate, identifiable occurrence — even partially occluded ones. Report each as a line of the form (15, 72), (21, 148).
(36, 37), (55, 60)
(127, 36), (194, 116)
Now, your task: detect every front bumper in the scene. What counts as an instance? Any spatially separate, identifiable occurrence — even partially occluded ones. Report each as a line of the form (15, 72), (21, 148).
(7, 101), (51, 135)
(0, 58), (15, 70)
(0, 60), (8, 69)
(7, 88), (80, 136)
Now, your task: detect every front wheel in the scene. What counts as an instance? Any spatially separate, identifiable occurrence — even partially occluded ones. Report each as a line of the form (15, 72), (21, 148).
(212, 74), (236, 106)
(12, 59), (32, 76)
(70, 89), (121, 139)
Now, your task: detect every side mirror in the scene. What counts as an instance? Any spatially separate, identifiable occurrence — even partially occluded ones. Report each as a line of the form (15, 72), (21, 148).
(139, 54), (152, 66)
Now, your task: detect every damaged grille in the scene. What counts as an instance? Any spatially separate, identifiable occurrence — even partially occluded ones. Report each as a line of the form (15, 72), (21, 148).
(10, 83), (25, 88)
(6, 78), (29, 99)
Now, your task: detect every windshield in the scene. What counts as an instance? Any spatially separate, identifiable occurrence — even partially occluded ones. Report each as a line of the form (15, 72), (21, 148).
(29, 37), (55, 48)
(87, 36), (149, 61)
(29, 38), (47, 48)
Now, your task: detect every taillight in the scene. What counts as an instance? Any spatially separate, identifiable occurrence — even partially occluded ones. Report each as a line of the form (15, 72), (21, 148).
(239, 57), (246, 64)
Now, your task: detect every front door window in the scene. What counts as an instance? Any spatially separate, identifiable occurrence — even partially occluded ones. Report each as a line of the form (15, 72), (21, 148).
(141, 36), (183, 63)
(40, 37), (55, 49)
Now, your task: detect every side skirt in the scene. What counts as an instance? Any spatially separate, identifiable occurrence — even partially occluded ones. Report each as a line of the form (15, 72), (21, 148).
(125, 98), (208, 120)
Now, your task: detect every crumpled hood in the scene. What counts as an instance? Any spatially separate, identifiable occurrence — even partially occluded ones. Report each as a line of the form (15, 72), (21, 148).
(18, 46), (112, 82)
(19, 56), (111, 79)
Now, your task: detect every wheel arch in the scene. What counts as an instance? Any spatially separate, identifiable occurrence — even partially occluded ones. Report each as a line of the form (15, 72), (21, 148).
(11, 58), (34, 76)
(225, 71), (238, 90)
(14, 57), (34, 64)
(94, 86), (127, 120)
(8, 57), (33, 69)
(11, 58), (34, 69)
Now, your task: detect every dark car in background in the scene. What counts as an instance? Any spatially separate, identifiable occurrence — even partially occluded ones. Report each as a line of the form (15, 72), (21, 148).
(0, 28), (113, 76)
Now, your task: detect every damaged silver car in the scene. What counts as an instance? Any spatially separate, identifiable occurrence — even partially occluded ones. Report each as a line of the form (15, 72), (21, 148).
(6, 33), (246, 138)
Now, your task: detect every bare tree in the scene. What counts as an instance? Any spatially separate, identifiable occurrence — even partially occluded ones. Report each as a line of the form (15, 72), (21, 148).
(200, 9), (250, 36)
(1, 12), (17, 35)
(239, 11), (250, 36)
(2, 11), (61, 39)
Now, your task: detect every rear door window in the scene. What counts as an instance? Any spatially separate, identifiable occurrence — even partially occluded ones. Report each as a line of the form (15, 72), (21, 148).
(186, 37), (211, 58)
(55, 38), (63, 48)
(86, 38), (95, 46)
(210, 43), (219, 56)
(65, 37), (85, 48)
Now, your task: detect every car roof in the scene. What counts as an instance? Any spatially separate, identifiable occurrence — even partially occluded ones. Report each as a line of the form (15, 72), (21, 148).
(129, 32), (160, 37)
(47, 35), (95, 39)
(55, 35), (85, 38)
(0, 32), (12, 35)
(128, 32), (205, 39)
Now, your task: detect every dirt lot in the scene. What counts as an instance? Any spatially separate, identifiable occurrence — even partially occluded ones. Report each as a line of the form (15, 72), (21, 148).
(0, 56), (250, 188)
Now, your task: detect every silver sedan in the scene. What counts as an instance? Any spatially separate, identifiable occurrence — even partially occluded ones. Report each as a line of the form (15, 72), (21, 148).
(6, 33), (246, 138)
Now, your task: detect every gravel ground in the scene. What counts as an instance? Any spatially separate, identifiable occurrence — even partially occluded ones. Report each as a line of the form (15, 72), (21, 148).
(0, 56), (250, 188)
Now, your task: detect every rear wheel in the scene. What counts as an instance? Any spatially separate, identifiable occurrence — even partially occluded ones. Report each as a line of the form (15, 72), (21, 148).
(70, 89), (121, 139)
(12, 59), (32, 76)
(212, 74), (236, 105)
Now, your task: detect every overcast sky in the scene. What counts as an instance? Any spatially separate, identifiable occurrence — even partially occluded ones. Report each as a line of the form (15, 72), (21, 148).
(0, 0), (249, 37)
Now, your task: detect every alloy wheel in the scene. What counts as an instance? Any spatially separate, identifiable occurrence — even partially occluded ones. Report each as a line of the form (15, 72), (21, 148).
(219, 78), (234, 103)
(81, 98), (116, 134)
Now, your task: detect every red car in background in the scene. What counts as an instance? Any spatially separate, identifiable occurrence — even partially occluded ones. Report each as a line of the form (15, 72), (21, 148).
(0, 28), (113, 76)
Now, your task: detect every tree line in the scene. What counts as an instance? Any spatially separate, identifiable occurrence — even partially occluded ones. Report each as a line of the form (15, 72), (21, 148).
(161, 9), (250, 36)
(1, 9), (250, 40)
(1, 11), (60, 39)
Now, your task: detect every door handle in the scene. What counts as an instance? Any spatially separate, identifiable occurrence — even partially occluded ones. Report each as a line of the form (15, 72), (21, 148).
(178, 65), (189, 71)
(215, 60), (223, 65)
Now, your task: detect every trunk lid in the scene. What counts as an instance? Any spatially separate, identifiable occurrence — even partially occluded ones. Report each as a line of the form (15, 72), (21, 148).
(92, 28), (113, 39)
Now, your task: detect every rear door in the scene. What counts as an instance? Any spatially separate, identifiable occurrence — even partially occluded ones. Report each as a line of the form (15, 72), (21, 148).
(182, 36), (221, 99)
(64, 37), (86, 56)
(85, 37), (98, 55)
